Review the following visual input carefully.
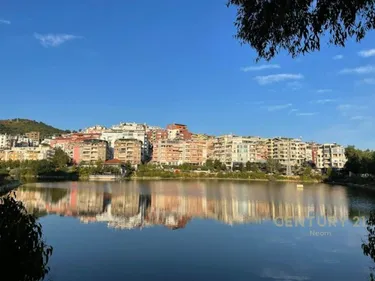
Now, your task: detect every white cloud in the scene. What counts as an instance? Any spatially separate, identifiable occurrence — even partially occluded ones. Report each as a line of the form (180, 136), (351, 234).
(296, 112), (318, 116)
(337, 104), (367, 111)
(333, 54), (343, 60)
(362, 78), (375, 85)
(241, 64), (280, 72)
(287, 81), (303, 91)
(316, 89), (332, 93)
(351, 116), (368, 121)
(311, 99), (336, 104)
(263, 103), (292, 111)
(34, 33), (83, 47)
(0, 19), (11, 25)
(339, 65), (375, 74)
(250, 101), (265, 105)
(254, 73), (303, 85)
(358, 49), (375, 58)
(288, 108), (299, 115)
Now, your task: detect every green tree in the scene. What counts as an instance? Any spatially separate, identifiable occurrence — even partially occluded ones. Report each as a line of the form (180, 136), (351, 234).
(51, 148), (71, 169)
(0, 192), (53, 281)
(266, 159), (282, 174)
(124, 161), (134, 177)
(228, 0), (375, 61)
(362, 212), (375, 281)
(344, 146), (375, 175)
(245, 161), (260, 172)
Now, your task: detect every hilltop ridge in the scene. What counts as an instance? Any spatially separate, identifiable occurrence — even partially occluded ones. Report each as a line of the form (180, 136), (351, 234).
(0, 118), (68, 139)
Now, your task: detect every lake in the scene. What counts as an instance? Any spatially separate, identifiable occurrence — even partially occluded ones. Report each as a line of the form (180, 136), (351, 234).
(15, 180), (375, 281)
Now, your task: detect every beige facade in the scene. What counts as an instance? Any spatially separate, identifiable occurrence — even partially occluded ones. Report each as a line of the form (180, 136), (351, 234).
(0, 146), (54, 161)
(79, 140), (109, 163)
(182, 139), (210, 165)
(25, 131), (40, 143)
(213, 135), (267, 168)
(267, 138), (307, 166)
(151, 138), (212, 165)
(114, 139), (142, 165)
(151, 140), (183, 165)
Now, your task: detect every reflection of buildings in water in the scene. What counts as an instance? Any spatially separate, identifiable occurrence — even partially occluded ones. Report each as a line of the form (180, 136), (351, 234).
(15, 182), (350, 229)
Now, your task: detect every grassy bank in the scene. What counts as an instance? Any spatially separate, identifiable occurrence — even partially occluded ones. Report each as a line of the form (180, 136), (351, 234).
(132, 169), (322, 183)
(131, 176), (320, 183)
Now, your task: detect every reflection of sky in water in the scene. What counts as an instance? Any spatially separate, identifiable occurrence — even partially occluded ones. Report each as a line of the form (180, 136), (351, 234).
(16, 181), (375, 281)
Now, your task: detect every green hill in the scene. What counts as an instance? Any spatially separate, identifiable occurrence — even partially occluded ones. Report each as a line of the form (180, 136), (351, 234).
(0, 119), (69, 139)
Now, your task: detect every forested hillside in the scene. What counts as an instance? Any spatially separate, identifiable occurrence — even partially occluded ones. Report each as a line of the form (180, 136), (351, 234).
(0, 119), (68, 138)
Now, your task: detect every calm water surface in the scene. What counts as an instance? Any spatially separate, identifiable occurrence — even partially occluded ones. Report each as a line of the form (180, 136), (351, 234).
(16, 180), (375, 281)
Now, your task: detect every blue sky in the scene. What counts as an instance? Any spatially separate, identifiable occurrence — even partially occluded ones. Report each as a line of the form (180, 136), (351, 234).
(1, 1), (375, 149)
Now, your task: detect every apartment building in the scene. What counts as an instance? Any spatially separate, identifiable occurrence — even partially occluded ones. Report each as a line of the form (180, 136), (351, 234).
(0, 146), (55, 161)
(306, 142), (319, 165)
(151, 137), (213, 166)
(182, 139), (211, 165)
(25, 131), (40, 143)
(213, 135), (267, 168)
(50, 133), (102, 160)
(151, 140), (183, 165)
(267, 137), (307, 166)
(73, 139), (109, 164)
(83, 125), (107, 134)
(0, 134), (12, 149)
(166, 123), (192, 140)
(146, 129), (168, 144)
(100, 122), (151, 162)
(114, 139), (142, 165)
(316, 143), (347, 169)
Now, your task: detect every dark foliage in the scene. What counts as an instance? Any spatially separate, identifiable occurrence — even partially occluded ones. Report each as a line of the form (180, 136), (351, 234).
(0, 192), (53, 281)
(345, 146), (375, 175)
(228, 0), (375, 61)
(362, 212), (375, 281)
(51, 148), (71, 169)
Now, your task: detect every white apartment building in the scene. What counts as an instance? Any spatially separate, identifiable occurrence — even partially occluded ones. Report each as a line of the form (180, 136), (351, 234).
(83, 125), (107, 134)
(100, 122), (151, 162)
(316, 143), (347, 169)
(213, 135), (267, 168)
(0, 134), (12, 149)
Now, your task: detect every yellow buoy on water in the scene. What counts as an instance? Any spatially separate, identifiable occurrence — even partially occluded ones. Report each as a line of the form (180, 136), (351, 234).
(296, 184), (304, 190)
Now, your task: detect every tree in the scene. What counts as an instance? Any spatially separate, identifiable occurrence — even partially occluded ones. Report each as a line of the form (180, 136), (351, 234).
(266, 159), (282, 174)
(51, 148), (71, 169)
(245, 161), (260, 172)
(228, 0), (375, 61)
(94, 159), (104, 174)
(124, 161), (134, 177)
(233, 162), (244, 171)
(362, 212), (375, 281)
(344, 146), (375, 175)
(0, 192), (53, 281)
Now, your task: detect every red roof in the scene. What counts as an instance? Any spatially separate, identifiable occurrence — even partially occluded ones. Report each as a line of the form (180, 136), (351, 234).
(104, 159), (123, 165)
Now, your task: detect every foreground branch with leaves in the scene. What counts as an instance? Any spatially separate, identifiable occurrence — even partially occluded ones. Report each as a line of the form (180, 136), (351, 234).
(0, 192), (53, 281)
(228, 0), (375, 61)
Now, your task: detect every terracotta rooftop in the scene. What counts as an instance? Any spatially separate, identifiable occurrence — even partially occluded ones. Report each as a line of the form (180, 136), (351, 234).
(104, 159), (123, 165)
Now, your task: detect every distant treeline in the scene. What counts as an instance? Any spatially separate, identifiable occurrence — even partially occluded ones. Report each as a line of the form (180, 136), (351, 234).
(327, 146), (375, 185)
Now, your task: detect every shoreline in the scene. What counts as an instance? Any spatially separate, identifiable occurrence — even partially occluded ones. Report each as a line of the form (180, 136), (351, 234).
(19, 176), (320, 184)
(325, 180), (375, 190)
(99, 176), (320, 183)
